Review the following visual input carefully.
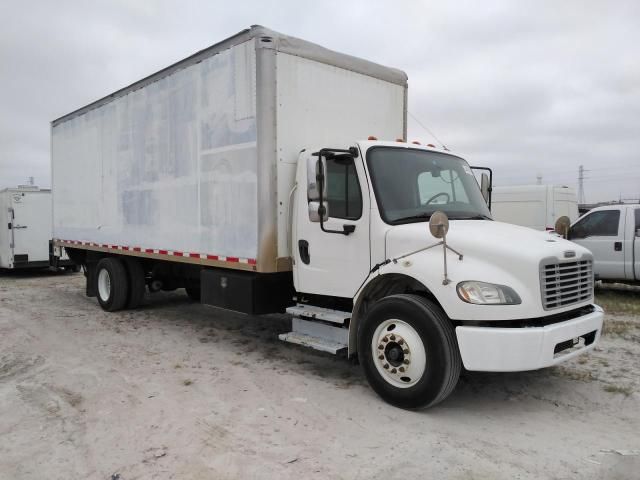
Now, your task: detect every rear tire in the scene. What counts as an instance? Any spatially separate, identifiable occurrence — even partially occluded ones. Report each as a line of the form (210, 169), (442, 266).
(95, 257), (129, 312)
(185, 287), (201, 302)
(123, 257), (146, 309)
(358, 294), (461, 409)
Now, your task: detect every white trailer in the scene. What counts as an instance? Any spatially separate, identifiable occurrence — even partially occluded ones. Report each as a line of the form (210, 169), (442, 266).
(491, 185), (579, 231)
(52, 26), (603, 408)
(0, 186), (55, 269)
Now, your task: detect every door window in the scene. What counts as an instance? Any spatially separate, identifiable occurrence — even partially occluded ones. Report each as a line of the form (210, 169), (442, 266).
(570, 210), (620, 239)
(326, 157), (362, 220)
(635, 209), (640, 231)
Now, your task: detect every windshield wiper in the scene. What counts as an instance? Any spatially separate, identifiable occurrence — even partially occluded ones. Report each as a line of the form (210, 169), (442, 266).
(393, 213), (432, 223)
(451, 214), (492, 220)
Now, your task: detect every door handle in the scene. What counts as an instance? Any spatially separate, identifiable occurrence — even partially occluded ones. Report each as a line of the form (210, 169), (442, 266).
(13, 225), (27, 229)
(298, 240), (310, 265)
(614, 241), (622, 251)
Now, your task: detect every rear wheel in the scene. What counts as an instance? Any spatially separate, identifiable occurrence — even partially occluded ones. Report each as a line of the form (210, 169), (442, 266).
(358, 294), (461, 409)
(96, 257), (129, 312)
(185, 286), (201, 302)
(123, 257), (146, 309)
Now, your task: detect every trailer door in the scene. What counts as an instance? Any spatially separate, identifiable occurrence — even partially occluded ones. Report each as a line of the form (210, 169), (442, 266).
(10, 193), (51, 266)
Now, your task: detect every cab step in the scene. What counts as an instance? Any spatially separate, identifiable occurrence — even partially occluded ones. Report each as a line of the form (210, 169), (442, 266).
(279, 317), (348, 355)
(285, 304), (351, 325)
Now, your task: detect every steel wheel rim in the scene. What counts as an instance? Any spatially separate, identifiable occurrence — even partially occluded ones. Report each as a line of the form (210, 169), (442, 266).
(97, 268), (111, 302)
(371, 319), (427, 389)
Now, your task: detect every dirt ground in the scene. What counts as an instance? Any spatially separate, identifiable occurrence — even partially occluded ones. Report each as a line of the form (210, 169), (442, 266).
(0, 272), (638, 480)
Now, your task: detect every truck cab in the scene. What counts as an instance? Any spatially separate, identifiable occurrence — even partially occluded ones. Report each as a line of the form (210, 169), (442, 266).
(568, 204), (640, 283)
(287, 140), (603, 408)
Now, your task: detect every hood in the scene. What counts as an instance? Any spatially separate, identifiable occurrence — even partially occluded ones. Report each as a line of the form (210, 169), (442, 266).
(385, 220), (591, 267)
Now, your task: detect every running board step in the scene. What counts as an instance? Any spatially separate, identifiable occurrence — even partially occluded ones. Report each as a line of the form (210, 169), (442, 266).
(286, 304), (351, 325)
(279, 318), (348, 355)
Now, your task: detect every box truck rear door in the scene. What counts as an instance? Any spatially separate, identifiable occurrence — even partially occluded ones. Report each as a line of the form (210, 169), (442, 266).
(11, 192), (51, 265)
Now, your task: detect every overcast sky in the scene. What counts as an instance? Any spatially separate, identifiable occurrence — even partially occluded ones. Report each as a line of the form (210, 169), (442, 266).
(1, 0), (638, 202)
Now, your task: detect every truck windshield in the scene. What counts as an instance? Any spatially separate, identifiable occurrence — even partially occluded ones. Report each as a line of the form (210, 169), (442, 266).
(366, 147), (492, 225)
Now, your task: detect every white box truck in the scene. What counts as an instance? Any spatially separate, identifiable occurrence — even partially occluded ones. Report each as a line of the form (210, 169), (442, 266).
(52, 26), (603, 408)
(491, 185), (579, 231)
(1, 186), (75, 270)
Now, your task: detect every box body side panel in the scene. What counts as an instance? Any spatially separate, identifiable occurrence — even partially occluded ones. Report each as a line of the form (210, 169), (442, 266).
(274, 52), (406, 257)
(52, 40), (259, 263)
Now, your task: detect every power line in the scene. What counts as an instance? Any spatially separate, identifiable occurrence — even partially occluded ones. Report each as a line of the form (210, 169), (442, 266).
(407, 111), (449, 150)
(578, 165), (586, 204)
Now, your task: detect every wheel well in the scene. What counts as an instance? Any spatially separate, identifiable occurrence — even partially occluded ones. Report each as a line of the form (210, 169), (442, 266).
(349, 274), (444, 356)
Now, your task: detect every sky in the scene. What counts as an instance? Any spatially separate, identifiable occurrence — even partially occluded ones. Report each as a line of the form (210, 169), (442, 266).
(1, 0), (638, 203)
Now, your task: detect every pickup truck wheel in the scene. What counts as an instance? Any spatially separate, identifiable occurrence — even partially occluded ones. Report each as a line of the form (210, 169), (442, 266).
(123, 257), (146, 309)
(358, 294), (461, 409)
(96, 257), (129, 312)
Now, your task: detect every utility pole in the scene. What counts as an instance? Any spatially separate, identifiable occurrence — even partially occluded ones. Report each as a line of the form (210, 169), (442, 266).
(577, 165), (585, 204)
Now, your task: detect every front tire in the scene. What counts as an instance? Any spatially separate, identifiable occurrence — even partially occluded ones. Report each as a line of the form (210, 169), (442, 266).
(358, 294), (461, 409)
(96, 257), (129, 312)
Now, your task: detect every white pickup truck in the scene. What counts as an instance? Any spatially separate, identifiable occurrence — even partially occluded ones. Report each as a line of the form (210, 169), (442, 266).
(568, 204), (640, 284)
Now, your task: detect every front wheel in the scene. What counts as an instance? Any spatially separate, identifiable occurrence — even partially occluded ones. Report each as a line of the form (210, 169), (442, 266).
(358, 294), (461, 409)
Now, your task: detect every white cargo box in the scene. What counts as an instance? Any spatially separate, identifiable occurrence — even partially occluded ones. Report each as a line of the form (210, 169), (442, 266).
(52, 25), (407, 272)
(0, 186), (52, 269)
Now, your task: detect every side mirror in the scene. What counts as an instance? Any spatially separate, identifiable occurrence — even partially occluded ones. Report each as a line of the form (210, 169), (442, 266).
(308, 201), (328, 223)
(307, 156), (327, 201)
(554, 216), (571, 239)
(635, 228), (640, 238)
(480, 173), (490, 204)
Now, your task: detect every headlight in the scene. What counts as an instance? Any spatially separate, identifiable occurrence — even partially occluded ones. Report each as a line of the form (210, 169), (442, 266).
(457, 281), (521, 305)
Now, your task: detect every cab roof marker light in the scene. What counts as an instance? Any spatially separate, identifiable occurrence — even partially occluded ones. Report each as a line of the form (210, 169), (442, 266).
(427, 143), (436, 148)
(395, 138), (405, 142)
(368, 135), (378, 140)
(412, 141), (421, 145)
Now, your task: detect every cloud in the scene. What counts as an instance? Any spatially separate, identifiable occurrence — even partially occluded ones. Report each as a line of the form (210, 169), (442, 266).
(1, 0), (638, 202)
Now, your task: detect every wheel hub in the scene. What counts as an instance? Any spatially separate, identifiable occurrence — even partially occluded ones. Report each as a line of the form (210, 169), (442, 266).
(378, 333), (410, 373)
(372, 319), (427, 389)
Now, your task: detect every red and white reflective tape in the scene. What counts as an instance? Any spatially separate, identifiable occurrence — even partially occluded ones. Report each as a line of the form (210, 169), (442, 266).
(56, 239), (257, 265)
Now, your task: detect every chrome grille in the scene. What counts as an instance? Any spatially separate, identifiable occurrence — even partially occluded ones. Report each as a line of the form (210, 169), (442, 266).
(541, 259), (593, 310)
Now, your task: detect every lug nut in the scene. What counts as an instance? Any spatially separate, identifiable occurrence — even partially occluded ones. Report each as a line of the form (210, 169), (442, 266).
(390, 368), (397, 374)
(390, 335), (396, 341)
(403, 359), (410, 365)
(378, 355), (384, 360)
(383, 337), (389, 343)
(383, 363), (389, 369)
(399, 367), (405, 372)
(403, 349), (409, 354)
(398, 339), (404, 345)
(378, 344), (384, 350)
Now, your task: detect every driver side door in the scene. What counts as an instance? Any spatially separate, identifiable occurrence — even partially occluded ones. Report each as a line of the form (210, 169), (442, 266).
(293, 151), (371, 298)
(569, 209), (625, 279)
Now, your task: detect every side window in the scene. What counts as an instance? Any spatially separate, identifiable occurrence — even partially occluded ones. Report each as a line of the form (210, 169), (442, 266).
(571, 210), (620, 239)
(326, 157), (362, 220)
(635, 209), (640, 231)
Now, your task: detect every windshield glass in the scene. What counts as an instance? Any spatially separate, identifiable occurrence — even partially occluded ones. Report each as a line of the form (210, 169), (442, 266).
(366, 147), (492, 224)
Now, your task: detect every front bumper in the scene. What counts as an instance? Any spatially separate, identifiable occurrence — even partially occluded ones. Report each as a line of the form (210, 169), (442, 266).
(455, 305), (604, 372)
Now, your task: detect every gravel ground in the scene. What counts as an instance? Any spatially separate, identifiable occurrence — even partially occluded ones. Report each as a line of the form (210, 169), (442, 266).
(0, 271), (639, 479)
